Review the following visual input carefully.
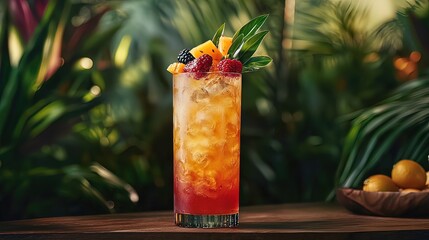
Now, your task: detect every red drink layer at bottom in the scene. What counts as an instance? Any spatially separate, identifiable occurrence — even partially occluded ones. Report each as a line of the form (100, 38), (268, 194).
(173, 72), (241, 215)
(174, 182), (239, 214)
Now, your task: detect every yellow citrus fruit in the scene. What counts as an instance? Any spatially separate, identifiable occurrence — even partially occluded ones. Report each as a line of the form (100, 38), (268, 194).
(363, 174), (399, 192)
(426, 171), (429, 186)
(391, 160), (426, 190)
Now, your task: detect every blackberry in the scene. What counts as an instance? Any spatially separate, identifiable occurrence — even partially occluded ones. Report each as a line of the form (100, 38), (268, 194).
(177, 48), (195, 64)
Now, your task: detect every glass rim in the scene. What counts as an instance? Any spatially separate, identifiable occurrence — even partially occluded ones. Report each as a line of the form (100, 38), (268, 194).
(173, 72), (241, 76)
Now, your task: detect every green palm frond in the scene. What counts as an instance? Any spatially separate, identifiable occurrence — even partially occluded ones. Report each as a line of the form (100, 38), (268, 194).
(0, 1), (136, 219)
(292, 0), (402, 57)
(0, 2), (11, 95)
(335, 78), (429, 190)
(0, 1), (66, 144)
(289, 0), (416, 100)
(393, 0), (426, 13)
(288, 1), (403, 111)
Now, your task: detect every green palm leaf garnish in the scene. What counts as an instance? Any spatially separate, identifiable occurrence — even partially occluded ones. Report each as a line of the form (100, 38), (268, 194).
(214, 14), (272, 72)
(232, 14), (268, 42)
(212, 23), (225, 47)
(236, 30), (269, 64)
(242, 56), (273, 72)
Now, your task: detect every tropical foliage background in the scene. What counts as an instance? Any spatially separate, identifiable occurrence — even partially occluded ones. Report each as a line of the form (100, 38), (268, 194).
(0, 0), (428, 220)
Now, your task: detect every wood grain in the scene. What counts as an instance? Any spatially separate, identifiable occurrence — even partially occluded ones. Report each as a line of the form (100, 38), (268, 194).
(1, 203), (429, 240)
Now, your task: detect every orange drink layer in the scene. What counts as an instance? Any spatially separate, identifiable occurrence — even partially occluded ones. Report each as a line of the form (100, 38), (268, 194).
(173, 72), (241, 215)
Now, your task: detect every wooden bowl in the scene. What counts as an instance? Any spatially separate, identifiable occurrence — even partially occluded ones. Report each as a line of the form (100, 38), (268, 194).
(336, 188), (429, 217)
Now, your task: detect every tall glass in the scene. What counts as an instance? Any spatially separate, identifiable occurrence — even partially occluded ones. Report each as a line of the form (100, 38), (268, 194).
(173, 72), (241, 228)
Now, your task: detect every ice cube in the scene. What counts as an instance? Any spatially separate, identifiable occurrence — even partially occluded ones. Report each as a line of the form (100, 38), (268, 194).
(204, 77), (230, 95)
(195, 110), (209, 124)
(191, 88), (209, 103)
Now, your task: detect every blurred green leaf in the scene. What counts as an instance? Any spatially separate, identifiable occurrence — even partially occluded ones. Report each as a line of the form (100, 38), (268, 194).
(90, 163), (139, 203)
(80, 23), (123, 57)
(36, 14), (122, 101)
(0, 0), (66, 141)
(0, 1), (134, 220)
(79, 178), (113, 212)
(0, 2), (11, 96)
(12, 97), (57, 143)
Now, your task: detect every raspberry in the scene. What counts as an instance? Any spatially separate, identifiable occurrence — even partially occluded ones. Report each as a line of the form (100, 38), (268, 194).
(184, 54), (213, 79)
(177, 48), (195, 64)
(217, 59), (242, 73)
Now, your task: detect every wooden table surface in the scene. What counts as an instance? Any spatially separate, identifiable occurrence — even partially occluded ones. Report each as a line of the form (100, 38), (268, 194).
(1, 203), (429, 240)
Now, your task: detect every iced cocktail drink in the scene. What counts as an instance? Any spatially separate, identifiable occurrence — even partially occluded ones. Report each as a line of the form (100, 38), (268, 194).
(173, 72), (241, 228)
(168, 14), (271, 228)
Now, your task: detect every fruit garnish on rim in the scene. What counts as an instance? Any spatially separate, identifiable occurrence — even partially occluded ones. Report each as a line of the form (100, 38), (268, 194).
(167, 14), (272, 76)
